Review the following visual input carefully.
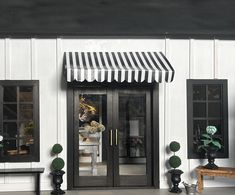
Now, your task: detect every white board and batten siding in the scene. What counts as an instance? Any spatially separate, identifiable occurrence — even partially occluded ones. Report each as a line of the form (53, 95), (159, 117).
(0, 38), (235, 191)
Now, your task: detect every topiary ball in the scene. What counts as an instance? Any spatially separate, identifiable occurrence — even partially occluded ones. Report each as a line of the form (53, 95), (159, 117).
(169, 141), (180, 152)
(52, 144), (63, 154)
(52, 157), (65, 171)
(169, 155), (181, 169)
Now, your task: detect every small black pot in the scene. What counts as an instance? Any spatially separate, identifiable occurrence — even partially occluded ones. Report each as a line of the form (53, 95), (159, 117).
(168, 169), (184, 193)
(50, 170), (65, 195)
(205, 147), (218, 169)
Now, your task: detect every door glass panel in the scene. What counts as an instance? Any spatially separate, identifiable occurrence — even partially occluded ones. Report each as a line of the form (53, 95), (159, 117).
(76, 94), (107, 176)
(119, 93), (146, 175)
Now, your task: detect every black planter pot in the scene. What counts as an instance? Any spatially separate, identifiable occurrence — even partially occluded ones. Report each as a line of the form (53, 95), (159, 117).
(205, 147), (218, 169)
(50, 170), (65, 195)
(168, 169), (184, 193)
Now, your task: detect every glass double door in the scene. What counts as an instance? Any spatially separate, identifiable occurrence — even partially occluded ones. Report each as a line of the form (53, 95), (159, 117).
(73, 88), (152, 187)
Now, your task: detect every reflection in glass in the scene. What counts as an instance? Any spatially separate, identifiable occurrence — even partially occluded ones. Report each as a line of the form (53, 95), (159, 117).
(3, 86), (17, 102)
(19, 104), (33, 120)
(208, 85), (221, 100)
(119, 94), (146, 175)
(3, 104), (17, 120)
(3, 139), (32, 156)
(3, 122), (17, 138)
(20, 86), (33, 102)
(76, 94), (107, 176)
(3, 121), (34, 157)
(193, 85), (206, 100)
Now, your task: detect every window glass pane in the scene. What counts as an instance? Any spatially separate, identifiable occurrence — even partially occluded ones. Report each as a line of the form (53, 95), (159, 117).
(208, 85), (221, 100)
(20, 86), (33, 102)
(3, 122), (17, 138)
(19, 121), (34, 138)
(193, 120), (207, 135)
(208, 103), (221, 117)
(193, 85), (206, 100)
(193, 103), (206, 117)
(19, 104), (33, 120)
(3, 104), (17, 120)
(3, 86), (17, 102)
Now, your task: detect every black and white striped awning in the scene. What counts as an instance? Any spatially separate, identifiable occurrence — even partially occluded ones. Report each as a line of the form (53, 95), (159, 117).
(63, 52), (174, 83)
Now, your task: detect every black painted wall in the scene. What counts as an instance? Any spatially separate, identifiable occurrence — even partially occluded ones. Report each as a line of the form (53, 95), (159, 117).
(0, 0), (235, 38)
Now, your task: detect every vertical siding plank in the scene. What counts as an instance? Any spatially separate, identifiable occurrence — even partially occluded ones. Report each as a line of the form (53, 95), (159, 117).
(31, 38), (37, 80)
(0, 39), (5, 80)
(34, 39), (57, 188)
(165, 39), (190, 183)
(5, 38), (11, 80)
(9, 39), (31, 80)
(192, 40), (214, 79)
(57, 38), (67, 190)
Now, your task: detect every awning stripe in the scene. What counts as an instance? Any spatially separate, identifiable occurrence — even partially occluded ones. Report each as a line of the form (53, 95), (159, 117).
(64, 51), (175, 83)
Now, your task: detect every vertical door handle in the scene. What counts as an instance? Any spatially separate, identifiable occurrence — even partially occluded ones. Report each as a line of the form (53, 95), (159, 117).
(110, 130), (113, 146)
(115, 129), (118, 146)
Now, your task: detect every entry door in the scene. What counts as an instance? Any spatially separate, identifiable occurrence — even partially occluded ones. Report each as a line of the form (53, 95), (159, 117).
(73, 89), (113, 187)
(73, 88), (152, 187)
(113, 89), (152, 186)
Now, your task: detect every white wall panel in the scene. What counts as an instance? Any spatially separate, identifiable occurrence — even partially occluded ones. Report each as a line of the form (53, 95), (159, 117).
(217, 41), (235, 163)
(191, 40), (214, 79)
(62, 39), (165, 52)
(0, 39), (5, 80)
(164, 40), (190, 184)
(0, 38), (235, 191)
(33, 39), (58, 188)
(9, 39), (31, 80)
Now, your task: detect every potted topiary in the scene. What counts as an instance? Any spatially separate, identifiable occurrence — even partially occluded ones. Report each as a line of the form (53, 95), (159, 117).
(50, 143), (65, 195)
(197, 126), (222, 169)
(168, 141), (183, 193)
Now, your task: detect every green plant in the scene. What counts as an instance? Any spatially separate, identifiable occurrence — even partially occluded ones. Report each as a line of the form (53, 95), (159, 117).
(52, 157), (65, 171)
(52, 144), (63, 154)
(197, 126), (222, 153)
(24, 121), (34, 135)
(169, 141), (181, 169)
(51, 143), (65, 171)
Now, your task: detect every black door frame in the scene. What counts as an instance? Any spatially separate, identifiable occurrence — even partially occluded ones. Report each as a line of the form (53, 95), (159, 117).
(67, 81), (159, 189)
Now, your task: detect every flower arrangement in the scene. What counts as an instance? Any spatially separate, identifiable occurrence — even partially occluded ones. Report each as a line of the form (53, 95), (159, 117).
(197, 126), (222, 153)
(83, 120), (105, 134)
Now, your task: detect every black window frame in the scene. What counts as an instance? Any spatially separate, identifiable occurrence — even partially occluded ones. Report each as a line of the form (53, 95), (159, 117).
(187, 79), (228, 159)
(0, 80), (39, 162)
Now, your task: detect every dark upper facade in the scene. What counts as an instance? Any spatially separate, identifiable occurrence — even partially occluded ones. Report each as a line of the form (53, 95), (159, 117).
(0, 0), (235, 38)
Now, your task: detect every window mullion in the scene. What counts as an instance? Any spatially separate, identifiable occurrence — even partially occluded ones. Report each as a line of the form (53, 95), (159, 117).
(17, 86), (20, 154)
(206, 84), (209, 127)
